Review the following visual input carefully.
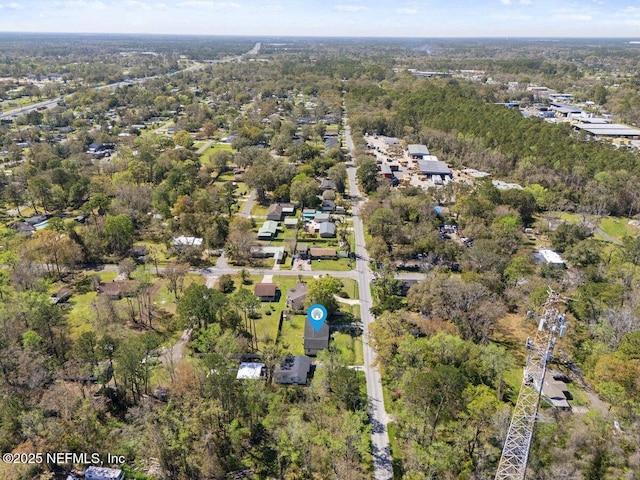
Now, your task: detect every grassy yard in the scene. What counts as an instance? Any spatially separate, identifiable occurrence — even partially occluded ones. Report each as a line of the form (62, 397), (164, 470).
(251, 203), (269, 216)
(278, 314), (306, 355)
(311, 257), (353, 271)
(200, 142), (234, 160)
(599, 216), (635, 240)
(66, 271), (117, 340)
(333, 331), (364, 365)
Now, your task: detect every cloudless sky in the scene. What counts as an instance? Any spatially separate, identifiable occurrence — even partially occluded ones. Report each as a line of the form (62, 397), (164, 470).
(0, 0), (639, 37)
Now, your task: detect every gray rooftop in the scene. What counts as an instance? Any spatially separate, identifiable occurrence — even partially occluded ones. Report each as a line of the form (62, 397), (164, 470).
(417, 159), (451, 175)
(408, 144), (430, 156)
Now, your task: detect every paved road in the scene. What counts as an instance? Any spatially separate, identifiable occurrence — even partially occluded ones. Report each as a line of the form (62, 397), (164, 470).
(240, 190), (257, 218)
(0, 97), (63, 120)
(345, 118), (394, 480)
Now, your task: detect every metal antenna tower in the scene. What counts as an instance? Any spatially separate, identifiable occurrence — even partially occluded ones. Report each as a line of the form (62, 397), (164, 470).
(495, 289), (568, 480)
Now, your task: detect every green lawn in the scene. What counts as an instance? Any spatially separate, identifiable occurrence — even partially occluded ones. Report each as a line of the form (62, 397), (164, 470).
(251, 203), (269, 216)
(278, 314), (306, 355)
(311, 257), (353, 271)
(333, 331), (364, 365)
(599, 216), (635, 240)
(66, 271), (117, 340)
(200, 142), (234, 160)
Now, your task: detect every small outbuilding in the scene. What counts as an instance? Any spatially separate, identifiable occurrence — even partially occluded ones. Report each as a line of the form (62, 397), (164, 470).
(236, 362), (265, 380)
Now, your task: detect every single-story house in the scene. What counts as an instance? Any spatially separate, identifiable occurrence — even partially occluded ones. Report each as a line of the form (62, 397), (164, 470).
(309, 247), (337, 259)
(408, 144), (430, 159)
(324, 137), (339, 150)
(254, 283), (278, 301)
(236, 362), (265, 380)
(314, 212), (331, 223)
(286, 283), (308, 311)
(320, 179), (337, 191)
(535, 249), (565, 267)
(284, 217), (299, 229)
(417, 158), (451, 178)
(50, 287), (72, 305)
(98, 280), (138, 300)
(131, 245), (148, 260)
(321, 200), (335, 212)
(251, 245), (286, 263)
(302, 208), (317, 219)
(257, 220), (279, 240)
(274, 355), (312, 385)
(173, 236), (203, 249)
(318, 222), (336, 238)
(11, 221), (35, 236)
(279, 203), (297, 216)
(304, 318), (330, 356)
(295, 243), (310, 259)
(399, 279), (419, 297)
(24, 214), (48, 226)
(266, 204), (283, 221)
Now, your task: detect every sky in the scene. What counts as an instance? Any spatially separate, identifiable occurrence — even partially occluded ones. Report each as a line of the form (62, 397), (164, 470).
(1, 0), (640, 38)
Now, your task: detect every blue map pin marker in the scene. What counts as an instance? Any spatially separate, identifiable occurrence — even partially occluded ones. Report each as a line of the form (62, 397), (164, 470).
(307, 304), (328, 332)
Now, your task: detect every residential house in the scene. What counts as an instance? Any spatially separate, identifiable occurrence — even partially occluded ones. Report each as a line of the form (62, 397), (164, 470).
(318, 222), (336, 238)
(314, 212), (331, 223)
(173, 236), (203, 249)
(254, 283), (278, 302)
(279, 203), (297, 216)
(321, 200), (335, 212)
(257, 220), (279, 240)
(309, 247), (337, 259)
(302, 208), (317, 220)
(399, 279), (419, 297)
(535, 249), (565, 267)
(284, 217), (299, 229)
(286, 283), (308, 312)
(295, 243), (310, 259)
(304, 318), (330, 356)
(11, 221), (35, 237)
(98, 281), (138, 300)
(50, 287), (72, 305)
(266, 204), (283, 221)
(320, 179), (337, 191)
(274, 355), (312, 385)
(250, 245), (286, 263)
